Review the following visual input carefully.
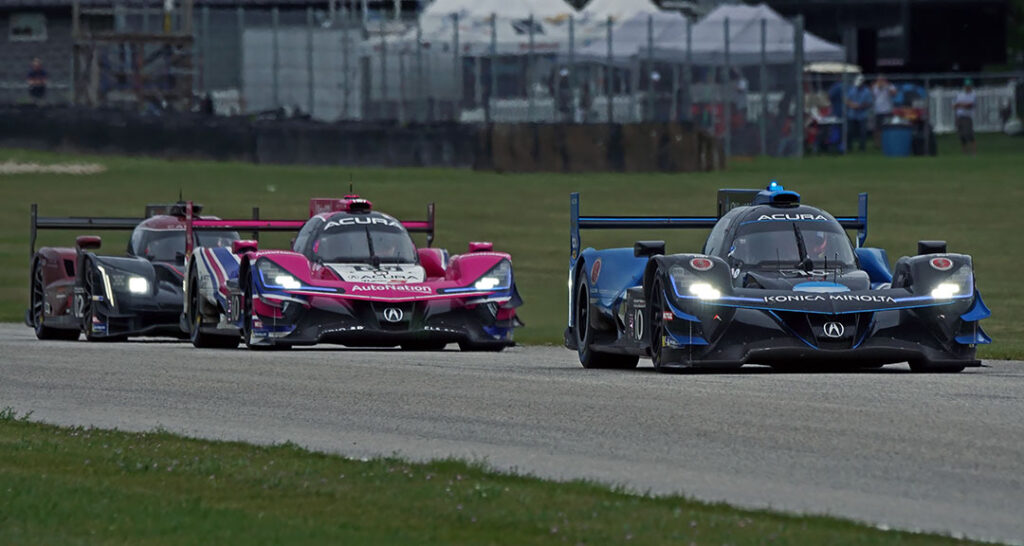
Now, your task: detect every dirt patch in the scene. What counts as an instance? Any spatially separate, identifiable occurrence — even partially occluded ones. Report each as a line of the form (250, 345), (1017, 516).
(0, 160), (107, 175)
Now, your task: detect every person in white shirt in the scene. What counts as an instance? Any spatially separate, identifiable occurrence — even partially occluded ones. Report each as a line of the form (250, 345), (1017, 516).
(872, 76), (897, 148)
(954, 79), (977, 155)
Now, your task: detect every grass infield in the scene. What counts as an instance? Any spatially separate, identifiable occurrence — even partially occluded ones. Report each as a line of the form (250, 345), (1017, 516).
(1, 134), (1021, 357)
(0, 414), (983, 545)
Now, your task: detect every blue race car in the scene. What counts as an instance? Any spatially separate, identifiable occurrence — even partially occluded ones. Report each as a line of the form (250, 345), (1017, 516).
(564, 183), (991, 373)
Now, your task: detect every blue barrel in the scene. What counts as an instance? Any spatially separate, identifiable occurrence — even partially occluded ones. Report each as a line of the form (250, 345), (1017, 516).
(881, 124), (914, 157)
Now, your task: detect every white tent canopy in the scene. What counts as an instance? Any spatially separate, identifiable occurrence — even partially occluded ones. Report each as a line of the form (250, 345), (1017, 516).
(410, 0), (580, 55)
(581, 0), (665, 22)
(648, 3), (844, 65)
(575, 11), (689, 62)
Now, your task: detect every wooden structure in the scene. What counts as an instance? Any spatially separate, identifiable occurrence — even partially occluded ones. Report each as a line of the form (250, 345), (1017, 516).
(71, 0), (195, 110)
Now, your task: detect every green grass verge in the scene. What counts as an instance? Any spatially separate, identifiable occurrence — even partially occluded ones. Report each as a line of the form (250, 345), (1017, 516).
(1, 133), (1021, 357)
(0, 414), (982, 545)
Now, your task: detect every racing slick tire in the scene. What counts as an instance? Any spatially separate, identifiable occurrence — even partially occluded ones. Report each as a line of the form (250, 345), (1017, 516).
(573, 269), (639, 369)
(187, 270), (239, 349)
(648, 277), (672, 372)
(30, 259), (79, 341)
(79, 258), (126, 342)
(241, 272), (290, 351)
(908, 360), (965, 374)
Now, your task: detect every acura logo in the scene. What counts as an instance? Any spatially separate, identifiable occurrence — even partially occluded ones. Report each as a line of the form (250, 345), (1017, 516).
(383, 307), (404, 322)
(823, 321), (845, 338)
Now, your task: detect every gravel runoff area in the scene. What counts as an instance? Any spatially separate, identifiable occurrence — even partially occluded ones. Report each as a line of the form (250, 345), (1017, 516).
(1, 324), (1021, 544)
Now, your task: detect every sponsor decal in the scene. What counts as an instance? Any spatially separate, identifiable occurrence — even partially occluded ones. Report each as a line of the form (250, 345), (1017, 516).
(330, 263), (426, 283)
(690, 257), (713, 271)
(757, 213), (829, 221)
(662, 311), (674, 321)
(930, 257), (953, 271)
(823, 322), (845, 338)
(590, 258), (602, 284)
(633, 309), (644, 340)
(763, 294), (896, 304)
(383, 307), (404, 322)
(351, 284), (433, 294)
(781, 269), (828, 277)
(324, 217), (399, 230)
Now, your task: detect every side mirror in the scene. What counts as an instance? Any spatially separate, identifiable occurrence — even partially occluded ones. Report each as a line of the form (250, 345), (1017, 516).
(917, 240), (947, 255)
(76, 235), (102, 250)
(468, 241), (493, 253)
(232, 240), (258, 254)
(634, 240), (665, 258)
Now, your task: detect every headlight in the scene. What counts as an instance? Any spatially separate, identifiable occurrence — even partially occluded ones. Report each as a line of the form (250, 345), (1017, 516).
(128, 276), (149, 294)
(930, 265), (972, 300)
(930, 282), (959, 299)
(473, 259), (512, 291)
(258, 259), (302, 290)
(102, 267), (149, 295)
(688, 282), (721, 301)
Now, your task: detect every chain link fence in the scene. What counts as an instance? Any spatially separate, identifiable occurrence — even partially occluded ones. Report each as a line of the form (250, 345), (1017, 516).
(2, 4), (1021, 159)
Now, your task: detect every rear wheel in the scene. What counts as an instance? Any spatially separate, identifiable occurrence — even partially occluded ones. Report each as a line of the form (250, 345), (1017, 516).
(188, 270), (239, 349)
(30, 260), (79, 341)
(574, 269), (638, 369)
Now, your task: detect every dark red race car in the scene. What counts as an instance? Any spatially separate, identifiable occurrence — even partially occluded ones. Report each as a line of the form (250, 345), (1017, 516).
(27, 202), (238, 341)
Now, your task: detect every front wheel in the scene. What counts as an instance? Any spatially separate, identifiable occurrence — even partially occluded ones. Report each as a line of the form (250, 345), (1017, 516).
(188, 270), (239, 349)
(649, 277), (668, 371)
(574, 269), (638, 369)
(241, 273), (289, 351)
(30, 260), (79, 341)
(80, 258), (126, 342)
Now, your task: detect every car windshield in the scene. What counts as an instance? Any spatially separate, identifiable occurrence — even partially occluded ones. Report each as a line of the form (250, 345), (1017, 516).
(132, 229), (239, 262)
(729, 221), (855, 268)
(312, 222), (416, 264)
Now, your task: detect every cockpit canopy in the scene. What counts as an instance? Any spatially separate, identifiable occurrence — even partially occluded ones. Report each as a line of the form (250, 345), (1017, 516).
(129, 221), (238, 263)
(729, 221), (856, 268)
(302, 213), (417, 264)
(708, 204), (857, 270)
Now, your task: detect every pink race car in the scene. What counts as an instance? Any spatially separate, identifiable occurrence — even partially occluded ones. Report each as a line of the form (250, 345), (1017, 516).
(182, 196), (522, 351)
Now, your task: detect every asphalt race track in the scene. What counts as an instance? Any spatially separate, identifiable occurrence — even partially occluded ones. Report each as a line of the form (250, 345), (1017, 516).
(1, 324), (1022, 544)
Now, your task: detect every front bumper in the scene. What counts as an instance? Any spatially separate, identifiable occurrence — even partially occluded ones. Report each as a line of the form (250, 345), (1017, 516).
(659, 308), (981, 369)
(83, 291), (186, 339)
(248, 298), (517, 348)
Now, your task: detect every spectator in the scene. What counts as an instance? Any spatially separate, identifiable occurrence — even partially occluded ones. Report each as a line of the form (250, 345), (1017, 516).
(845, 75), (874, 152)
(872, 75), (897, 148)
(954, 79), (977, 155)
(827, 79), (847, 119)
(578, 80), (593, 123)
(26, 57), (47, 103)
(553, 67), (573, 123)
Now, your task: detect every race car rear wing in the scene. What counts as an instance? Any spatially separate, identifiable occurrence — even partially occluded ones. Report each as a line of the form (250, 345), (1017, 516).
(184, 201), (436, 256)
(29, 201), (215, 257)
(30, 203), (143, 257)
(569, 190), (869, 265)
